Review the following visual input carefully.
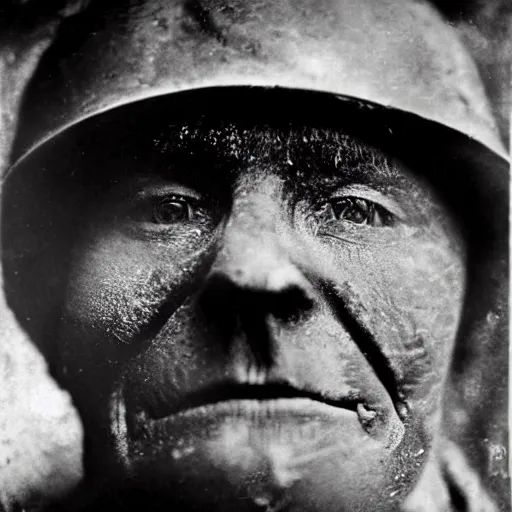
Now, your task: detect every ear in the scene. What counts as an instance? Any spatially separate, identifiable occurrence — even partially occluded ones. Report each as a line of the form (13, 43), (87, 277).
(0, 5), (85, 510)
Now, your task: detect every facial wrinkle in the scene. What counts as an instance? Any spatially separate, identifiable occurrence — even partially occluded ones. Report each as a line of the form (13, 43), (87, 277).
(70, 238), (218, 352)
(320, 263), (460, 429)
(361, 265), (448, 391)
(318, 278), (409, 420)
(357, 258), (435, 393)
(370, 290), (440, 406)
(368, 242), (464, 401)
(136, 236), (228, 341)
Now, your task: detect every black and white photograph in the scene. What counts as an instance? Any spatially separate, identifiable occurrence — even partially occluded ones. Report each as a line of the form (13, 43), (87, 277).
(0, 1), (509, 510)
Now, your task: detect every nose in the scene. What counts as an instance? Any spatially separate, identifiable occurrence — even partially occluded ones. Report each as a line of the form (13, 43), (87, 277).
(202, 238), (316, 322)
(198, 183), (316, 361)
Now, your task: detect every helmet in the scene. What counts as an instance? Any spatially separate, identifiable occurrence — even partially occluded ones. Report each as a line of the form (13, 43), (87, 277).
(7, 0), (508, 161)
(1, 0), (509, 509)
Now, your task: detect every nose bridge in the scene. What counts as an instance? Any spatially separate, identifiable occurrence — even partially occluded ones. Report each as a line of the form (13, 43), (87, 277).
(212, 179), (308, 293)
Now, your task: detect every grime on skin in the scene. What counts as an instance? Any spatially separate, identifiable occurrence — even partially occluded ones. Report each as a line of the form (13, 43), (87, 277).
(56, 117), (466, 511)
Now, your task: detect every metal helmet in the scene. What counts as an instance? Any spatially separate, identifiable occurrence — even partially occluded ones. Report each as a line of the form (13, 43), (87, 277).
(1, 0), (509, 509)
(7, 0), (508, 162)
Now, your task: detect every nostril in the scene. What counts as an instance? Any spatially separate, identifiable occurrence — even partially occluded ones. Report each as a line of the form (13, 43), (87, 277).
(198, 272), (316, 326)
(197, 272), (316, 368)
(267, 285), (315, 323)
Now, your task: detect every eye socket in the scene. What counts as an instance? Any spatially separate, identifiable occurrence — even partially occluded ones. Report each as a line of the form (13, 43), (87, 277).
(320, 197), (396, 227)
(152, 197), (192, 224)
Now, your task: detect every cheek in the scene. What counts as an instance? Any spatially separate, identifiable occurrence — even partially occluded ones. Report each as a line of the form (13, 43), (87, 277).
(378, 238), (465, 431)
(381, 237), (465, 362)
(325, 233), (464, 404)
(62, 230), (207, 362)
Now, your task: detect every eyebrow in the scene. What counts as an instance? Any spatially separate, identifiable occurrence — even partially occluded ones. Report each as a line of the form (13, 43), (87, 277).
(147, 121), (401, 181)
(280, 128), (399, 180)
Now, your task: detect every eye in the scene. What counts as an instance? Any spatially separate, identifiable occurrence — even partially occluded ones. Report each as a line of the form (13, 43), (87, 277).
(321, 197), (395, 227)
(152, 197), (192, 224)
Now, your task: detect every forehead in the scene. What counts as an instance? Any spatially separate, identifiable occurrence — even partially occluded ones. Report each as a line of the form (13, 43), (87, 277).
(104, 118), (411, 191)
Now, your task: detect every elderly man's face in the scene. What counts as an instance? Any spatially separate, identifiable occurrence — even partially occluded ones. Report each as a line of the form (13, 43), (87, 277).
(58, 119), (465, 511)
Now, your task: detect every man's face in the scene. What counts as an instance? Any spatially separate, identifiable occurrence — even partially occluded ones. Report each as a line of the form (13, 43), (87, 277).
(58, 118), (465, 511)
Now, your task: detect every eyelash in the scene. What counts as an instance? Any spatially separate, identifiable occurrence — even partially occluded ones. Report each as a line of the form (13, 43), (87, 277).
(316, 197), (396, 227)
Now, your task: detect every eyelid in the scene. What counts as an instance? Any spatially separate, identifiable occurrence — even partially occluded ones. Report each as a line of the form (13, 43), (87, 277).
(134, 183), (202, 201)
(330, 185), (405, 220)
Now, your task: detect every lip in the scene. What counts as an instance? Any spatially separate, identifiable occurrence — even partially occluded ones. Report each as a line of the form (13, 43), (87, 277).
(158, 397), (359, 422)
(137, 397), (365, 457)
(147, 382), (361, 420)
(127, 383), (404, 456)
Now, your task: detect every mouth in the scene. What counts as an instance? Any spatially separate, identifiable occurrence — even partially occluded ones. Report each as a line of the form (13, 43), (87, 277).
(126, 382), (401, 471)
(127, 382), (404, 460)
(148, 382), (363, 421)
